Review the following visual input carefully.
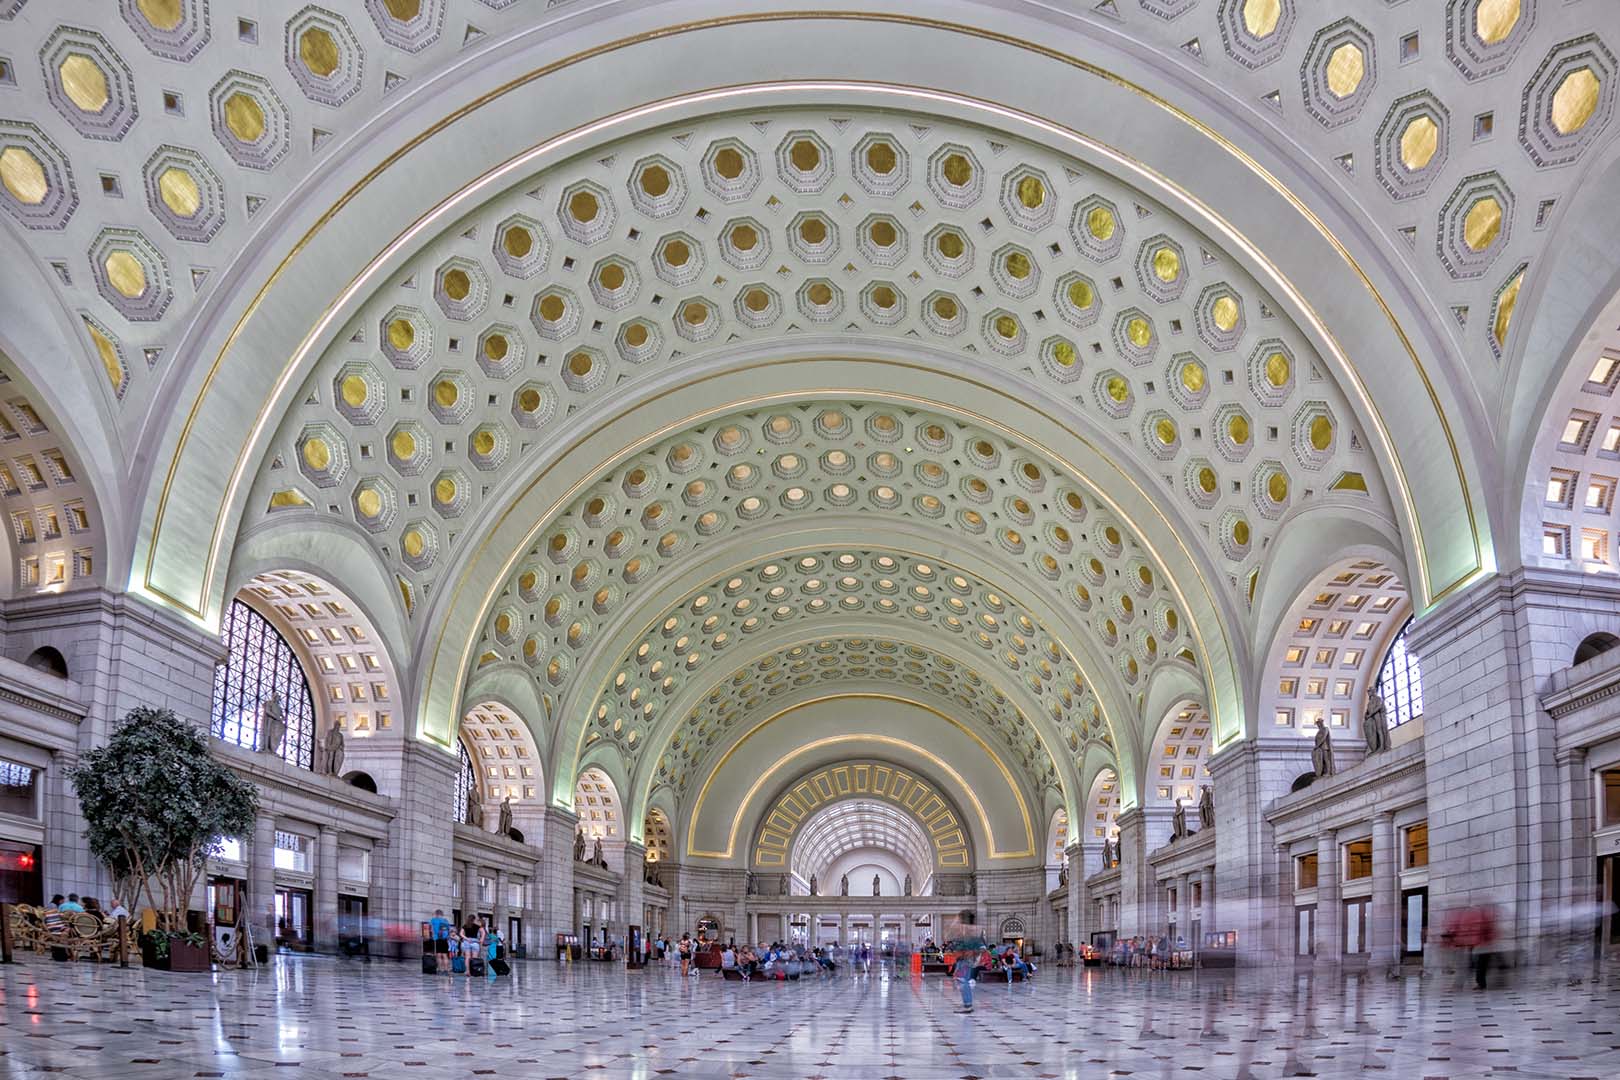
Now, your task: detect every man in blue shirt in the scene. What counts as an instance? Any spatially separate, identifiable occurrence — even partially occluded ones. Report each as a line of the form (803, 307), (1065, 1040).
(59, 893), (85, 913)
(428, 909), (452, 973)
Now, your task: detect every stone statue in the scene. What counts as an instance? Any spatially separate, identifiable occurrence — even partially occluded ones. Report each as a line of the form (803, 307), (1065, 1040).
(1312, 717), (1336, 778)
(903, 873), (913, 896)
(1101, 837), (1115, 869)
(1362, 693), (1390, 754)
(322, 722), (345, 776)
(872, 873), (881, 897)
(777, 873), (788, 896)
(809, 874), (818, 896)
(1172, 798), (1189, 841)
(1058, 864), (1068, 888)
(259, 694), (286, 757)
(840, 874), (849, 896)
(466, 794), (484, 829)
(591, 837), (606, 868)
(745, 872), (758, 896)
(1198, 784), (1215, 830)
(497, 796), (513, 837)
(574, 827), (587, 861)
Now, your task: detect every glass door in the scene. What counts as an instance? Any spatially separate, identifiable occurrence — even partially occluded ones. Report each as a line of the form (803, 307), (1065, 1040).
(1400, 887), (1428, 958)
(1295, 905), (1317, 957)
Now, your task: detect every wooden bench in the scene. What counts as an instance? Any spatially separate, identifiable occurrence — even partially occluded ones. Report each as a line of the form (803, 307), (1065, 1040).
(920, 960), (952, 974)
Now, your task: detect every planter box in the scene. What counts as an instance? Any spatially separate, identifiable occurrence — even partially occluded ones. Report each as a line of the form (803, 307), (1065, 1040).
(140, 933), (212, 972)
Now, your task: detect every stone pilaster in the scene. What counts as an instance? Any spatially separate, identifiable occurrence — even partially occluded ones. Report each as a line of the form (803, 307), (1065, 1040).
(1405, 569), (1611, 947)
(1066, 840), (1086, 946)
(615, 840), (646, 945)
(378, 740), (456, 926)
(538, 806), (579, 939)
(1209, 739), (1310, 965)
(492, 869), (508, 939)
(1116, 808), (1147, 937)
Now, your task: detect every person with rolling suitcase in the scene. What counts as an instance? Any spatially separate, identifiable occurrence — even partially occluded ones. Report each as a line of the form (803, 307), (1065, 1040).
(461, 918), (484, 978)
(487, 930), (509, 976)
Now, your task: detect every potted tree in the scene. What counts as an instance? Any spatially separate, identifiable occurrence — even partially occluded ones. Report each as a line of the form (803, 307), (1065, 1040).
(69, 706), (258, 972)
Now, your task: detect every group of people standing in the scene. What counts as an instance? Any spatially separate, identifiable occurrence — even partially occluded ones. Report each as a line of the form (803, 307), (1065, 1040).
(1107, 934), (1187, 970)
(425, 908), (507, 978)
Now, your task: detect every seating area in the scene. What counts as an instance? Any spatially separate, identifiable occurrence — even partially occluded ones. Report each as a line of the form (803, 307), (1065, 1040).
(6, 905), (129, 962)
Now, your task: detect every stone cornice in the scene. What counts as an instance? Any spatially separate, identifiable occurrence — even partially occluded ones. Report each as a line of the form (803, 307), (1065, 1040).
(1146, 824), (1215, 872)
(213, 741), (396, 832)
(0, 661), (87, 724)
(452, 823), (542, 871)
(1264, 737), (1425, 827)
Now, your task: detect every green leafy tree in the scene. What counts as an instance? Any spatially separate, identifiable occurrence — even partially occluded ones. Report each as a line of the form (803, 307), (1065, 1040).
(68, 706), (258, 933)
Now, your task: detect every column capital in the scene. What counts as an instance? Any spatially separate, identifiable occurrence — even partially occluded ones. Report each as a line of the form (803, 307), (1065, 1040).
(1556, 744), (1589, 767)
(1373, 809), (1395, 824)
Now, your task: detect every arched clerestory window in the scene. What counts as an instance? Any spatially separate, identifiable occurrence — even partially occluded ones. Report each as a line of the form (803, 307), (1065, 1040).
(211, 599), (317, 769)
(1372, 617), (1424, 729)
(454, 739), (476, 824)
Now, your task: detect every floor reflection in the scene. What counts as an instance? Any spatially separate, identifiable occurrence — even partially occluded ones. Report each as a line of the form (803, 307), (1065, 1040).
(2, 952), (1619, 1078)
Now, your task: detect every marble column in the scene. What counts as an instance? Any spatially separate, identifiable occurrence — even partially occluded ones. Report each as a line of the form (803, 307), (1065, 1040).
(1558, 746), (1594, 946)
(1369, 812), (1397, 969)
(315, 824), (339, 952)
(1066, 841), (1085, 947)
(1315, 831), (1340, 963)
(463, 862), (480, 922)
(748, 910), (758, 944)
(839, 913), (848, 947)
(493, 869), (509, 941)
(1274, 843), (1295, 962)
(1199, 865), (1214, 948)
(251, 814), (277, 943)
(1176, 872), (1192, 942)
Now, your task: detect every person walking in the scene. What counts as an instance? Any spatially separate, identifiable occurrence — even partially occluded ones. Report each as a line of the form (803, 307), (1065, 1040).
(460, 917), (484, 979)
(678, 932), (693, 977)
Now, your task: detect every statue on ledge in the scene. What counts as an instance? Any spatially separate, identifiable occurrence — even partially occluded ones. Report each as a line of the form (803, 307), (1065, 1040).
(466, 794), (484, 829)
(259, 694), (286, 757)
(1058, 863), (1068, 888)
(1362, 693), (1391, 755)
(903, 873), (913, 897)
(322, 722), (345, 776)
(872, 873), (881, 897)
(644, 860), (663, 888)
(497, 796), (513, 837)
(591, 837), (607, 868)
(777, 873), (788, 896)
(1171, 798), (1189, 841)
(840, 874), (849, 896)
(1312, 717), (1336, 778)
(809, 874), (818, 896)
(1101, 837), (1116, 869)
(1198, 784), (1215, 830)
(574, 827), (587, 862)
(745, 872), (758, 896)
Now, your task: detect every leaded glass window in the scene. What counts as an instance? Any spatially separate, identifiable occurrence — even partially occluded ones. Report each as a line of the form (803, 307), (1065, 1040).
(211, 599), (316, 769)
(455, 739), (475, 824)
(1373, 617), (1424, 728)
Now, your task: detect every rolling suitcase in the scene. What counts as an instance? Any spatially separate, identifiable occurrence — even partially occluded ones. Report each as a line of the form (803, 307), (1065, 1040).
(421, 953), (437, 975)
(469, 956), (486, 976)
(452, 955), (465, 974)
(489, 957), (510, 976)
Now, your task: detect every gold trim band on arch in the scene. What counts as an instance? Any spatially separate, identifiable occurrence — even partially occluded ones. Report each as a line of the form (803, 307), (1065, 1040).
(149, 12), (1480, 625)
(685, 694), (1036, 859)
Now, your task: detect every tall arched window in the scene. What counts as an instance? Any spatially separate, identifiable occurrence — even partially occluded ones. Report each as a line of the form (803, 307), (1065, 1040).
(211, 599), (317, 769)
(455, 739), (476, 824)
(1373, 617), (1424, 728)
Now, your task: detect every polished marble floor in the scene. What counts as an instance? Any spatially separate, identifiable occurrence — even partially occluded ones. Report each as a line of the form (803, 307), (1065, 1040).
(3, 950), (1619, 1079)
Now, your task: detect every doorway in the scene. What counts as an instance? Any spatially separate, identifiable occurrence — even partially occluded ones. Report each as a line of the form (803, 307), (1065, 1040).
(339, 894), (368, 954)
(275, 888), (311, 951)
(1294, 904), (1317, 958)
(1400, 887), (1428, 960)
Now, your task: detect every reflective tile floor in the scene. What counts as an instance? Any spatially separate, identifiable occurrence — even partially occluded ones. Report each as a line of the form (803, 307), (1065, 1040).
(3, 952), (1620, 1079)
